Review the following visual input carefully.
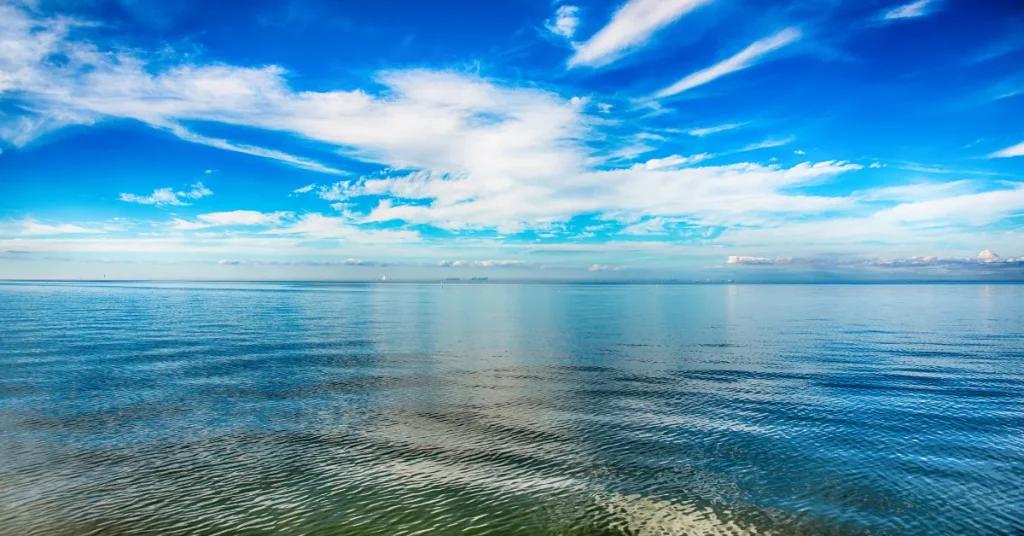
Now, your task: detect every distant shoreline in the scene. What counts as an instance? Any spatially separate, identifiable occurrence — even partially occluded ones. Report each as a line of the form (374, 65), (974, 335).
(2, 279), (1023, 286)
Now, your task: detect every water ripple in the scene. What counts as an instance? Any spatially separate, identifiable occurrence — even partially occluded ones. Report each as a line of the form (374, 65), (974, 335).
(1, 282), (1023, 534)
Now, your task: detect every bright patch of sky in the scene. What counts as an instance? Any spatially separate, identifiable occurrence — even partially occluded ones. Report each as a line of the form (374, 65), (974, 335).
(0, 0), (1022, 280)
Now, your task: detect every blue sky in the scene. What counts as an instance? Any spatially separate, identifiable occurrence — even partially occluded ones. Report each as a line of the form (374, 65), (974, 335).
(1, 0), (1023, 280)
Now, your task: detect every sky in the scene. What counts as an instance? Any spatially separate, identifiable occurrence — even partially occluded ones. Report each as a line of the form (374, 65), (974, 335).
(0, 0), (1023, 281)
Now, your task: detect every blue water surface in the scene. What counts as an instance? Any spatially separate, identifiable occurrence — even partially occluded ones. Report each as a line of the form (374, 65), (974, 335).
(1, 282), (1022, 534)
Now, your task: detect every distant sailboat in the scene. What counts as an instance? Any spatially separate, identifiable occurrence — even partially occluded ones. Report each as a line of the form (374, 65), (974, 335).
(380, 275), (389, 281)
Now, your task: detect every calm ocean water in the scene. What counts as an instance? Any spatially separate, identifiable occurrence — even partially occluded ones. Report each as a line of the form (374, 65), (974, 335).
(1, 281), (1022, 535)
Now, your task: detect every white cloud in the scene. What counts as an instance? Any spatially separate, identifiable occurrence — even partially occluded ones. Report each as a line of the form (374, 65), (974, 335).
(686, 123), (743, 137)
(0, 233), (439, 257)
(989, 141), (1024, 158)
(119, 182), (212, 206)
(568, 0), (710, 68)
(739, 137), (794, 152)
(727, 255), (787, 265)
(169, 220), (209, 231)
(6, 3), (1019, 271)
(856, 180), (977, 202)
(217, 258), (378, 267)
(589, 264), (626, 271)
(0, 6), (866, 237)
(357, 161), (863, 231)
(881, 0), (935, 21)
(901, 164), (956, 174)
(869, 162), (884, 169)
(9, 220), (103, 236)
(546, 5), (580, 39)
(978, 248), (1000, 262)
(620, 217), (672, 235)
(726, 250), (1024, 270)
(266, 213), (420, 242)
(437, 260), (529, 268)
(198, 210), (288, 226)
(172, 210), (292, 230)
(315, 182), (355, 202)
(292, 184), (316, 194)
(632, 153), (710, 170)
(605, 141), (657, 162)
(716, 184), (1024, 255)
(876, 183), (1024, 225)
(794, 150), (805, 155)
(120, 188), (184, 206)
(180, 182), (213, 200)
(165, 125), (345, 175)
(2, 6), (577, 177)
(993, 88), (1023, 102)
(654, 27), (801, 98)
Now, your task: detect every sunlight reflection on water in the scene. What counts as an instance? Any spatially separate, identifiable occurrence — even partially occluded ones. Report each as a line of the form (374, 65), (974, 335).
(1, 282), (1022, 534)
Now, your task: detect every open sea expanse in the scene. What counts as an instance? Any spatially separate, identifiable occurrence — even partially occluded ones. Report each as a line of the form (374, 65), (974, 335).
(1, 281), (1022, 535)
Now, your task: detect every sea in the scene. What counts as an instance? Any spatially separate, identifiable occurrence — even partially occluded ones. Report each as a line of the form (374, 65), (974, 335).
(1, 281), (1022, 535)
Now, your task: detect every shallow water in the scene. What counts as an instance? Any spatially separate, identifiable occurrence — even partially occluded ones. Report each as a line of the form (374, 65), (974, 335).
(1, 281), (1022, 535)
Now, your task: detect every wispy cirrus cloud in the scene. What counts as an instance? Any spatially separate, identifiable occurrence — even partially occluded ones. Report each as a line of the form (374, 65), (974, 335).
(2, 2), (1021, 277)
(654, 27), (801, 98)
(119, 182), (212, 206)
(266, 214), (421, 242)
(856, 180), (977, 202)
(165, 125), (345, 175)
(172, 211), (292, 230)
(686, 123), (744, 137)
(738, 137), (794, 153)
(1, 5), (579, 178)
(5, 220), (105, 236)
(988, 141), (1024, 158)
(968, 34), (1024, 65)
(876, 183), (1024, 225)
(881, 0), (936, 21)
(352, 161), (863, 232)
(0, 5), (868, 238)
(716, 183), (1024, 256)
(568, 0), (710, 68)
